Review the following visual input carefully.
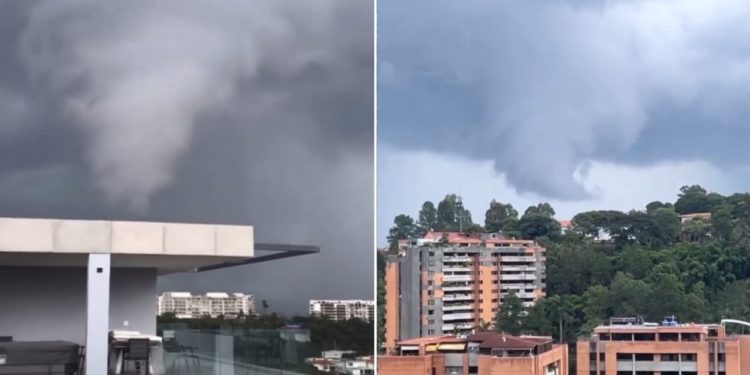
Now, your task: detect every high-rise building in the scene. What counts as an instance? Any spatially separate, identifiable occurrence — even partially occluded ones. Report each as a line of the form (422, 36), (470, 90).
(577, 316), (750, 375)
(378, 332), (568, 375)
(157, 292), (255, 318)
(384, 231), (547, 351)
(309, 299), (375, 322)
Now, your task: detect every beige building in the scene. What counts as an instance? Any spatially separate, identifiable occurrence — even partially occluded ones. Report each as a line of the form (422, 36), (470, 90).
(309, 299), (375, 322)
(157, 292), (255, 318)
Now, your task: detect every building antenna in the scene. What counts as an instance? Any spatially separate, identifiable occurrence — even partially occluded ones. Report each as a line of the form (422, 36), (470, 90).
(458, 192), (464, 233)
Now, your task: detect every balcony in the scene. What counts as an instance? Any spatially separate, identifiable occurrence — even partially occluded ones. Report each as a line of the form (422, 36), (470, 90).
(443, 266), (472, 273)
(442, 285), (473, 292)
(0, 218), (317, 375)
(442, 304), (473, 311)
(442, 323), (474, 333)
(501, 292), (537, 299)
(501, 256), (537, 263)
(443, 256), (471, 263)
(500, 274), (537, 281)
(443, 313), (474, 321)
(442, 294), (474, 301)
(500, 265), (537, 272)
(443, 275), (473, 282)
(158, 324), (324, 375)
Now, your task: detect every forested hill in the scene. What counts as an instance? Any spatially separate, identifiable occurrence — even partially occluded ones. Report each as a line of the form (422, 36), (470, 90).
(382, 185), (750, 343)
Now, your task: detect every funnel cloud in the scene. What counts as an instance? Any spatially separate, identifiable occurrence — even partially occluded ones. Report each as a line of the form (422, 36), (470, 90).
(0, 0), (373, 314)
(379, 0), (750, 199)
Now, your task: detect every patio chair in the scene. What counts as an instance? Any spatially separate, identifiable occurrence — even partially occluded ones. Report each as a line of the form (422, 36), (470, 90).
(122, 338), (150, 375)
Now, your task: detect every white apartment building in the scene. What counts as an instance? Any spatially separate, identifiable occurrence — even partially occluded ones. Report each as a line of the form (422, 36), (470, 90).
(158, 292), (255, 318)
(309, 300), (375, 322)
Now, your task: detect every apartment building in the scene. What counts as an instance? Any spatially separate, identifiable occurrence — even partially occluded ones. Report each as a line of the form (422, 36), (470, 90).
(157, 292), (255, 318)
(309, 299), (375, 322)
(385, 231), (547, 351)
(378, 332), (567, 375)
(577, 317), (750, 375)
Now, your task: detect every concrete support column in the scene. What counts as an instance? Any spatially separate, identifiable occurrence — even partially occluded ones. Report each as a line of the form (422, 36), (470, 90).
(86, 253), (111, 375)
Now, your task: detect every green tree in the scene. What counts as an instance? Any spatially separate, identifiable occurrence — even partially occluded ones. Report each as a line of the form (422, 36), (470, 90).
(417, 201), (438, 235)
(496, 291), (524, 335)
(674, 185), (724, 214)
(646, 201), (672, 213)
(387, 214), (417, 251)
(485, 200), (518, 233)
(523, 299), (554, 336)
(436, 194), (473, 231)
(547, 295), (576, 343)
(524, 202), (556, 218)
(519, 213), (561, 240)
(711, 204), (733, 241)
(608, 272), (652, 317)
(579, 285), (610, 333)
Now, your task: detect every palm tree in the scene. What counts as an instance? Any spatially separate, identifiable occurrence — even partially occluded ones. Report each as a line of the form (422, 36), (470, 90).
(262, 300), (269, 315)
(474, 320), (492, 332)
(548, 295), (574, 343)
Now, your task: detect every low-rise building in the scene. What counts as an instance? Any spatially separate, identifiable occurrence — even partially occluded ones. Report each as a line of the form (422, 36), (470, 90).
(306, 352), (374, 374)
(157, 292), (255, 318)
(309, 300), (375, 322)
(679, 212), (712, 223)
(577, 316), (750, 375)
(378, 333), (568, 375)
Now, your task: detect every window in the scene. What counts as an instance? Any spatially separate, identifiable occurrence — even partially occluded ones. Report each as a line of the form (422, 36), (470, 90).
(428, 300), (435, 305)
(634, 353), (653, 361)
(681, 353), (697, 362)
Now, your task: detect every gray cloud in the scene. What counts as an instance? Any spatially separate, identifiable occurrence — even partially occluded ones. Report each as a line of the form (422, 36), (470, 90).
(379, 0), (750, 199)
(0, 0), (373, 315)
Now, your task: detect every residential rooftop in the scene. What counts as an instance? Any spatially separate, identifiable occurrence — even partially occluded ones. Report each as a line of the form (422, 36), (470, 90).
(398, 230), (538, 248)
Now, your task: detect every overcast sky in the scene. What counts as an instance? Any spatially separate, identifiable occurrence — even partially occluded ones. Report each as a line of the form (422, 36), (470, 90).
(0, 0), (373, 315)
(378, 0), (750, 245)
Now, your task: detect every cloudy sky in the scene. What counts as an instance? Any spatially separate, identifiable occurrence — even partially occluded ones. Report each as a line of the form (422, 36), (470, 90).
(0, 0), (373, 315)
(378, 0), (750, 244)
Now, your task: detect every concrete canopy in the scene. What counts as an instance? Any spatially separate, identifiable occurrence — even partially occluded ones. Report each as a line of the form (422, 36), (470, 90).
(0, 217), (255, 274)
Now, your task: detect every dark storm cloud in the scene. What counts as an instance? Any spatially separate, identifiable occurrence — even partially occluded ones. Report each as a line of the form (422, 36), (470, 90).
(379, 0), (750, 199)
(0, 0), (373, 315)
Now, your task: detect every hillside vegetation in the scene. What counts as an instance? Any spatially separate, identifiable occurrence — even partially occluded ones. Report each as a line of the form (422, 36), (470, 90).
(382, 185), (750, 346)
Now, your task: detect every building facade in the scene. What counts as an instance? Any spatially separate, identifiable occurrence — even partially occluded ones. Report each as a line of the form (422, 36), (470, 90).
(384, 231), (547, 351)
(577, 318), (750, 375)
(378, 333), (567, 375)
(309, 299), (375, 322)
(157, 292), (255, 318)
